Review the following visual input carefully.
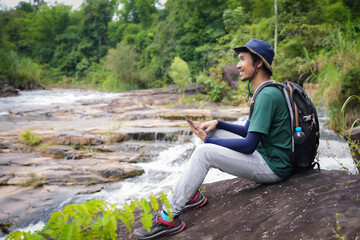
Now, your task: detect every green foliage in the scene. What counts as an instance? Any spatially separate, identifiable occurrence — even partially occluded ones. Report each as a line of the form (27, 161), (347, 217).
(5, 193), (173, 239)
(106, 42), (140, 88)
(19, 130), (42, 146)
(169, 56), (192, 92)
(340, 95), (360, 169)
(309, 23), (360, 130)
(333, 213), (345, 240)
(0, 49), (51, 88)
(4, 231), (45, 240)
(341, 95), (360, 134)
(196, 67), (232, 102)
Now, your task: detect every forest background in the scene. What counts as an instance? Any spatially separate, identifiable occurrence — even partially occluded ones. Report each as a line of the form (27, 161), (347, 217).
(0, 0), (359, 131)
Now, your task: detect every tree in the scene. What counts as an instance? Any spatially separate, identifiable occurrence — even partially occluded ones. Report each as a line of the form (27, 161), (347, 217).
(80, 0), (116, 62)
(169, 56), (192, 93)
(105, 42), (144, 89)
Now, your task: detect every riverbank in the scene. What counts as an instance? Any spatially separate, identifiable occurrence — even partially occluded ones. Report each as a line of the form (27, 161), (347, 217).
(0, 84), (247, 236)
(0, 84), (358, 238)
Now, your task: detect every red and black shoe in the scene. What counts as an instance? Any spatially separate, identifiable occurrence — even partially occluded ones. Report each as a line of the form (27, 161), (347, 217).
(181, 191), (208, 213)
(133, 211), (185, 240)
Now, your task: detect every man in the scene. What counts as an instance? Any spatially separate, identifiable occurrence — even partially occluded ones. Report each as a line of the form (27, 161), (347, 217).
(133, 38), (292, 239)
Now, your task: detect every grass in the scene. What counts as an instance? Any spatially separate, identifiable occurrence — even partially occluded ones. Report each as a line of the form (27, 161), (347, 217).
(0, 49), (46, 88)
(105, 123), (124, 143)
(306, 25), (360, 131)
(21, 177), (46, 188)
(19, 130), (42, 146)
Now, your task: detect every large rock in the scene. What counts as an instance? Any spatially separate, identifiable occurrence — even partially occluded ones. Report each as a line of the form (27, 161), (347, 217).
(222, 65), (240, 90)
(0, 78), (19, 98)
(0, 85), (19, 98)
(119, 170), (360, 240)
(92, 163), (144, 180)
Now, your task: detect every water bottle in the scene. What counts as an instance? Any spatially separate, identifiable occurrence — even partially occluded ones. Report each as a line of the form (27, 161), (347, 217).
(294, 127), (306, 144)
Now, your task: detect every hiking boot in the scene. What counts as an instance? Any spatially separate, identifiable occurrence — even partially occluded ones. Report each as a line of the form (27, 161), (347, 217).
(133, 211), (185, 240)
(181, 191), (207, 213)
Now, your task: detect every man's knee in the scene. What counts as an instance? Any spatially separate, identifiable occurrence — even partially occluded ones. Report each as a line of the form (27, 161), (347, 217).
(193, 144), (209, 155)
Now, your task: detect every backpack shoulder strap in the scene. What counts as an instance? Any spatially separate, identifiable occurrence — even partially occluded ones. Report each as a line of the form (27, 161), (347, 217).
(249, 80), (282, 119)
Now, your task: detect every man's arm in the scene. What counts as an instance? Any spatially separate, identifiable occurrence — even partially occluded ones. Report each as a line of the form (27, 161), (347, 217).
(216, 120), (250, 138)
(204, 131), (260, 154)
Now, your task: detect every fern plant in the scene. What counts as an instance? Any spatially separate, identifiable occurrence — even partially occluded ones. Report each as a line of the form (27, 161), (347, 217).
(5, 193), (173, 240)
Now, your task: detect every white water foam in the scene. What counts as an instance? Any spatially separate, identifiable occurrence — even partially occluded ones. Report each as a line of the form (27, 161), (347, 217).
(0, 89), (122, 115)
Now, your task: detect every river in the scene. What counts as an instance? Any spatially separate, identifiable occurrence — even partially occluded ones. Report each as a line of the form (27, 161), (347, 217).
(0, 89), (358, 237)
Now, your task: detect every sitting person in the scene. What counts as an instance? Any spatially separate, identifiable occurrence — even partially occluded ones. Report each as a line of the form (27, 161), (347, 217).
(134, 38), (293, 239)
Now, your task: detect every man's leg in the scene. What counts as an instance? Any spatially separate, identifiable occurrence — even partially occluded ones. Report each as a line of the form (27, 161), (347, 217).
(165, 129), (282, 215)
(134, 129), (282, 239)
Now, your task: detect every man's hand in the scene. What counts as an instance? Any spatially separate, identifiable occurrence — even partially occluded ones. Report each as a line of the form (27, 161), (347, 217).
(186, 120), (208, 141)
(186, 120), (218, 141)
(200, 120), (218, 133)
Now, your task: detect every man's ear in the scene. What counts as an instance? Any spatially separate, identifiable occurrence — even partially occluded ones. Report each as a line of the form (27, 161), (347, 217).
(256, 59), (264, 69)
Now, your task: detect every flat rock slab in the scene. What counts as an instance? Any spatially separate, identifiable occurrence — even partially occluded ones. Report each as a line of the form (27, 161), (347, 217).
(121, 170), (360, 240)
(0, 153), (46, 166)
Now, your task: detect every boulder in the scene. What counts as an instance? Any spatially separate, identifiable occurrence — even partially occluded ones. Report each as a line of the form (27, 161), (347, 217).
(344, 126), (360, 142)
(120, 170), (360, 240)
(185, 83), (207, 94)
(0, 85), (19, 98)
(222, 65), (240, 90)
(44, 145), (74, 159)
(92, 163), (144, 180)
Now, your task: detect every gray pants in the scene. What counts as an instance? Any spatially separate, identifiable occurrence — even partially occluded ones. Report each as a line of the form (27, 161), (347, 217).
(165, 129), (283, 216)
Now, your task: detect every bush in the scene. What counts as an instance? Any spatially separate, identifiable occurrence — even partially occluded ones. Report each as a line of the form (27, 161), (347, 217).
(0, 49), (49, 88)
(196, 67), (232, 103)
(169, 56), (192, 92)
(19, 130), (42, 146)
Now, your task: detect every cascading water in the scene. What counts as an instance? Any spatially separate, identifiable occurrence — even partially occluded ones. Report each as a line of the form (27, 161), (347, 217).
(317, 109), (358, 174)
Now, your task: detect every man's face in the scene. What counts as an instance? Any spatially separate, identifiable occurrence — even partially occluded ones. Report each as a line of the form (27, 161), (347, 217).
(236, 52), (255, 81)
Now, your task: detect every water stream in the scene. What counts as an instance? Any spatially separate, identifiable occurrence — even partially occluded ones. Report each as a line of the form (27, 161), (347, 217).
(0, 89), (358, 237)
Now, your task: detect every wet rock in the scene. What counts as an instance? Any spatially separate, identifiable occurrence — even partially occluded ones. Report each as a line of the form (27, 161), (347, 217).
(44, 131), (103, 146)
(222, 65), (240, 90)
(43, 145), (74, 159)
(0, 85), (19, 98)
(0, 153), (47, 166)
(185, 83), (207, 94)
(92, 163), (144, 180)
(344, 126), (360, 142)
(95, 152), (140, 163)
(42, 145), (93, 160)
(121, 170), (360, 240)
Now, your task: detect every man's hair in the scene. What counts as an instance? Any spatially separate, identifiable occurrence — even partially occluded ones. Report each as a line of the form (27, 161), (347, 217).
(241, 49), (272, 77)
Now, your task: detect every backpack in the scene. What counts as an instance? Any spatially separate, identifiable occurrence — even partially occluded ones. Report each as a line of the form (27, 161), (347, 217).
(249, 80), (320, 172)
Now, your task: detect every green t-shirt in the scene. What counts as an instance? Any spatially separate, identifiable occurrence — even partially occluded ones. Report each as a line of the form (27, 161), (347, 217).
(248, 85), (293, 179)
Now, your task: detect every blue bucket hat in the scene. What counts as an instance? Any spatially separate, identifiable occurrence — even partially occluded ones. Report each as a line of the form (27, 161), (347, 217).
(233, 38), (274, 75)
